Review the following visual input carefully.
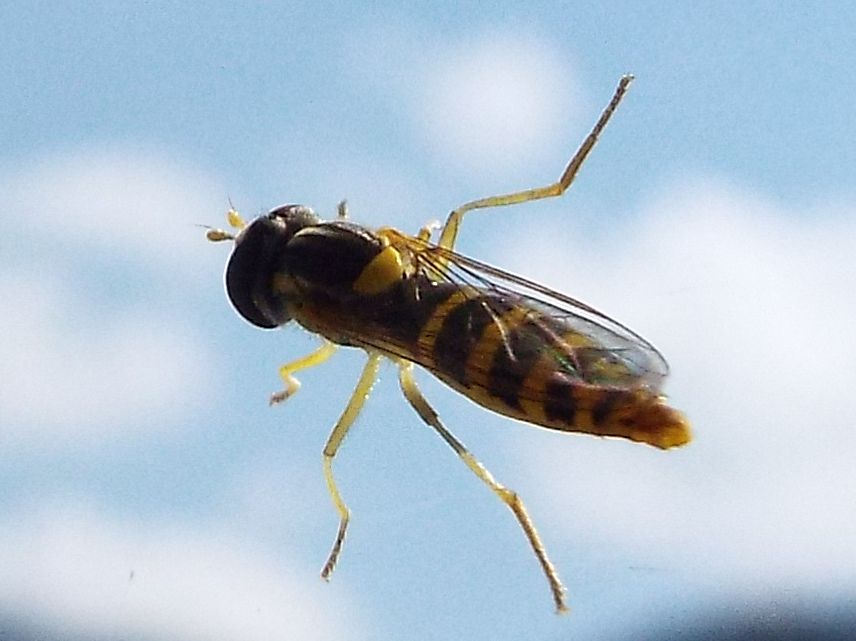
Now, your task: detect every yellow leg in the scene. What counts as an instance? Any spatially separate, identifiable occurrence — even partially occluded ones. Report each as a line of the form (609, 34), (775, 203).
(270, 340), (337, 405)
(320, 352), (383, 579)
(397, 362), (569, 613)
(438, 74), (634, 251)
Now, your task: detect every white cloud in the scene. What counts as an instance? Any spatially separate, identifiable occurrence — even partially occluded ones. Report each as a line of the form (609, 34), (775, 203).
(2, 147), (226, 278)
(0, 268), (208, 445)
(0, 150), (220, 446)
(0, 502), (359, 641)
(520, 177), (856, 593)
(411, 30), (582, 177)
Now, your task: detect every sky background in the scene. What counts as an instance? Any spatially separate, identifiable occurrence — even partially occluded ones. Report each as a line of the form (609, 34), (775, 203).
(2, 2), (856, 640)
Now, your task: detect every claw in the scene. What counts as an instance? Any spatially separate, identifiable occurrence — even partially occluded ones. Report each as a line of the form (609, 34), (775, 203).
(270, 376), (301, 405)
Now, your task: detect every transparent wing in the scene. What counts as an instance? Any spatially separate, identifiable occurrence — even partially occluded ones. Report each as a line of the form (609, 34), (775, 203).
(346, 229), (669, 393)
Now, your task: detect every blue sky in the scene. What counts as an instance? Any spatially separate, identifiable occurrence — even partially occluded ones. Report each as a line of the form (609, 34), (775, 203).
(2, 2), (856, 640)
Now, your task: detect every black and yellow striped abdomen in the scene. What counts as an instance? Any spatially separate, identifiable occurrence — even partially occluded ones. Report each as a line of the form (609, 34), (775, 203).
(339, 278), (690, 450)
(418, 289), (688, 449)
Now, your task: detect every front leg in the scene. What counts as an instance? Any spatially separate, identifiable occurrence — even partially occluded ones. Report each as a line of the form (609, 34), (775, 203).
(270, 340), (337, 405)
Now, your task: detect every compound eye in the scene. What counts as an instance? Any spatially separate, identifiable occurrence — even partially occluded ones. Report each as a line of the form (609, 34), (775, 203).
(224, 218), (286, 329)
(268, 204), (319, 229)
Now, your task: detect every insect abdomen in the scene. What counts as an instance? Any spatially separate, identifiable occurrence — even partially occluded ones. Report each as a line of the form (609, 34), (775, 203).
(416, 290), (690, 449)
(539, 375), (691, 448)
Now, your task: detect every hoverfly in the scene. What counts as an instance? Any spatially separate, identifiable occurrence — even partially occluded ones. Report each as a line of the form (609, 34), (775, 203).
(208, 75), (690, 613)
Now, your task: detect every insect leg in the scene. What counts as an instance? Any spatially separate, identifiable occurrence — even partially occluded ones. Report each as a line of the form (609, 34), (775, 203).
(438, 74), (634, 251)
(270, 340), (337, 405)
(320, 352), (383, 579)
(397, 362), (569, 613)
